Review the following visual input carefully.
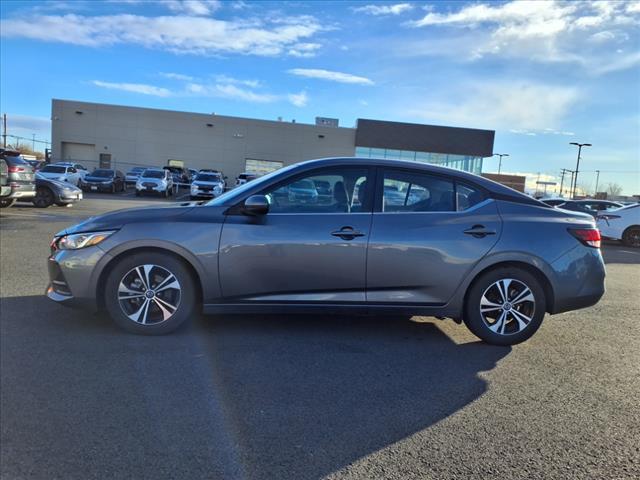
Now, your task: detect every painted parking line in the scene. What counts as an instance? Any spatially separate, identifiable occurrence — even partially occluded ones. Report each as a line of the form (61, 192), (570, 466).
(0, 211), (58, 219)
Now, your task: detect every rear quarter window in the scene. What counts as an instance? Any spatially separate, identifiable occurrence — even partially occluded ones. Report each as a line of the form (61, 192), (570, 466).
(456, 183), (485, 211)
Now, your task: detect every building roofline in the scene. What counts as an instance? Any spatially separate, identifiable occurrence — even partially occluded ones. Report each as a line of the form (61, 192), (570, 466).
(51, 98), (355, 131)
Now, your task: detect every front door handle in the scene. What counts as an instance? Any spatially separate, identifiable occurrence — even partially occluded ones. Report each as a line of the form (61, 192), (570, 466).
(331, 226), (365, 240)
(463, 224), (496, 238)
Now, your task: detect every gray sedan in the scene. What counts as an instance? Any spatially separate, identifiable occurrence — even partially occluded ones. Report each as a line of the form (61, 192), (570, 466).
(46, 158), (605, 345)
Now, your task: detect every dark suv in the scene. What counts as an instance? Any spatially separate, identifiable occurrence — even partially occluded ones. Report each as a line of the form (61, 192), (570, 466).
(80, 169), (126, 193)
(0, 150), (36, 207)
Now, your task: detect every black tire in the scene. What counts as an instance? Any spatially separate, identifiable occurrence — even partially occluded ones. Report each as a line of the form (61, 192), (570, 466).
(135, 190), (141, 197)
(463, 267), (546, 346)
(622, 226), (640, 248)
(55, 202), (72, 207)
(164, 188), (169, 198)
(33, 186), (55, 208)
(110, 184), (116, 194)
(104, 252), (197, 335)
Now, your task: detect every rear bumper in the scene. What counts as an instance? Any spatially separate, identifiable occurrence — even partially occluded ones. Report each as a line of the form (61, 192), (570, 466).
(549, 246), (606, 314)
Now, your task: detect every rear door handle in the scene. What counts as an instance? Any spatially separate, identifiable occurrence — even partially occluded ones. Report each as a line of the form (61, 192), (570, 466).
(463, 225), (496, 238)
(331, 226), (365, 240)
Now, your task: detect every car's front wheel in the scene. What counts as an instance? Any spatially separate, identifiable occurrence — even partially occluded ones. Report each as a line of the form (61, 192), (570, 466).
(104, 253), (197, 335)
(463, 267), (546, 345)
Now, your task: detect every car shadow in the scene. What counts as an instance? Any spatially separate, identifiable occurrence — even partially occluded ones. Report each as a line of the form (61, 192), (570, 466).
(1, 295), (510, 479)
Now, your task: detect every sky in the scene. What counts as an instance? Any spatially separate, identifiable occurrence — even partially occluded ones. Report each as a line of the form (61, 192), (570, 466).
(1, 0), (639, 195)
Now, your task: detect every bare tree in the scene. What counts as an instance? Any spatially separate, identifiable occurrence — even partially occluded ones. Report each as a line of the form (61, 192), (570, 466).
(606, 182), (623, 197)
(11, 142), (45, 160)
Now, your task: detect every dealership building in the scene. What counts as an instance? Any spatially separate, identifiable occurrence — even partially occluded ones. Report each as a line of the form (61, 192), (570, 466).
(51, 99), (495, 180)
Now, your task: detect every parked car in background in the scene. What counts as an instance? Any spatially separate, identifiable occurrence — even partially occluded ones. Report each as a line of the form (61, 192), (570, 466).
(26, 174), (83, 208)
(557, 199), (624, 219)
(235, 172), (257, 186)
(597, 204), (640, 247)
(163, 166), (191, 186)
(80, 169), (125, 193)
(200, 169), (227, 189)
(190, 171), (225, 200)
(46, 157), (605, 345)
(136, 168), (173, 197)
(39, 164), (83, 185)
(53, 162), (88, 180)
(0, 150), (36, 207)
(0, 158), (11, 201)
(125, 167), (146, 186)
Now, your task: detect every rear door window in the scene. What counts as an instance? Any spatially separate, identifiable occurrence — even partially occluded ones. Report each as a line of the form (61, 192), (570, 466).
(380, 169), (455, 212)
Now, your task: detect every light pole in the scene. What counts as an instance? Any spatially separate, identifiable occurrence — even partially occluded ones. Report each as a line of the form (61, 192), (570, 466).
(569, 142), (591, 199)
(493, 153), (509, 174)
(594, 169), (600, 195)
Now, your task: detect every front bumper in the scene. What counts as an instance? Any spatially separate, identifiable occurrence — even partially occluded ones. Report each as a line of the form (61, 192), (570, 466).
(136, 184), (168, 193)
(82, 183), (113, 192)
(46, 245), (110, 311)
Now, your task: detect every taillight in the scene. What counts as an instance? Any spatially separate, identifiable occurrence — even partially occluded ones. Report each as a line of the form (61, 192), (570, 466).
(569, 228), (601, 248)
(8, 166), (26, 173)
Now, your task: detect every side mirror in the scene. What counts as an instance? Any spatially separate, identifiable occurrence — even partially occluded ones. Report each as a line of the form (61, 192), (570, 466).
(243, 195), (269, 215)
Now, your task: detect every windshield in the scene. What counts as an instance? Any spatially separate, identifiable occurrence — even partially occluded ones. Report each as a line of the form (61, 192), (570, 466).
(41, 166), (66, 173)
(142, 170), (164, 179)
(207, 165), (295, 206)
(195, 173), (221, 182)
(91, 169), (114, 178)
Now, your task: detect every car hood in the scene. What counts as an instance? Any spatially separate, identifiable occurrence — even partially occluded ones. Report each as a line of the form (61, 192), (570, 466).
(84, 176), (113, 182)
(39, 172), (65, 178)
(57, 204), (201, 236)
(193, 180), (223, 187)
(138, 177), (165, 184)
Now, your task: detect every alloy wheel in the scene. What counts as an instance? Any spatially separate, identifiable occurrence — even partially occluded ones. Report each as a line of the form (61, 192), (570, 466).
(479, 278), (536, 336)
(117, 264), (181, 325)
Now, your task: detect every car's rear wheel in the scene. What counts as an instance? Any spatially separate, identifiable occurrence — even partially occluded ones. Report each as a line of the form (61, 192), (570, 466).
(622, 226), (640, 248)
(33, 186), (55, 208)
(104, 253), (197, 335)
(463, 267), (546, 345)
(0, 198), (16, 208)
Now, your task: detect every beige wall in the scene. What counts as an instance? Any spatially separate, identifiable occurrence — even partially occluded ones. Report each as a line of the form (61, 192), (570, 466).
(51, 99), (356, 179)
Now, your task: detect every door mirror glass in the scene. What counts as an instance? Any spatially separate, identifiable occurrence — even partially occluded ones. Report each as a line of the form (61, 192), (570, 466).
(244, 195), (270, 215)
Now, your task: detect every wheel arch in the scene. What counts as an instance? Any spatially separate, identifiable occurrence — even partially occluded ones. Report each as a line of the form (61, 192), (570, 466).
(462, 260), (555, 315)
(95, 246), (204, 311)
(622, 224), (640, 241)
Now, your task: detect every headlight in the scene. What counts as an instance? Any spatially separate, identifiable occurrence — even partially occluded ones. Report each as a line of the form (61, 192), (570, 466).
(56, 230), (116, 250)
(214, 185), (222, 194)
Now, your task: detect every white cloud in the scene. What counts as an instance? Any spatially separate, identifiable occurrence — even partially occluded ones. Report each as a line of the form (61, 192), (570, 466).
(162, 0), (220, 16)
(288, 91), (308, 107)
(288, 68), (374, 85)
(354, 3), (414, 16)
(510, 128), (575, 136)
(0, 13), (324, 57)
(406, 82), (580, 131)
(159, 72), (194, 81)
(92, 80), (172, 97)
(408, 0), (640, 73)
(7, 113), (51, 132)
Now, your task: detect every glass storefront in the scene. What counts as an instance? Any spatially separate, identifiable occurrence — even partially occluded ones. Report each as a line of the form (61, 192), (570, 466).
(355, 147), (484, 175)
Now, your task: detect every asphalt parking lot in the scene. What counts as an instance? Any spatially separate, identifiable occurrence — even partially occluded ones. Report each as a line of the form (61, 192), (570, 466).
(1, 195), (639, 480)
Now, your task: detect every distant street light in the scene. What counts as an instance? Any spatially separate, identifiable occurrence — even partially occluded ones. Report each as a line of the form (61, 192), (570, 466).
(493, 153), (509, 174)
(569, 142), (592, 199)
